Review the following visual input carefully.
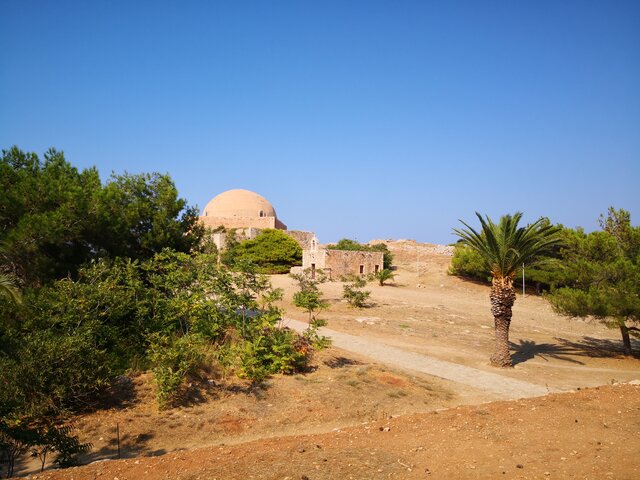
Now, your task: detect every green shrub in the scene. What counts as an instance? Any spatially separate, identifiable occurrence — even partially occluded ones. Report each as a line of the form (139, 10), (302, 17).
(342, 275), (371, 308)
(148, 333), (207, 409)
(448, 243), (490, 282)
(224, 229), (302, 274)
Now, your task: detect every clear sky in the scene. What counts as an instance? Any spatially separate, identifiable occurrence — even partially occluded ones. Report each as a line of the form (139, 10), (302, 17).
(1, 1), (638, 244)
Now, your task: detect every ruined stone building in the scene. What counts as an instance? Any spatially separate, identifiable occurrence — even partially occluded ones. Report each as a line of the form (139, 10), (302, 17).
(301, 243), (384, 280)
(200, 189), (382, 279)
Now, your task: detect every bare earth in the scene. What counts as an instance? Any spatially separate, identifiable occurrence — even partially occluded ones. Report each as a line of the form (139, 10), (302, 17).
(17, 240), (640, 479)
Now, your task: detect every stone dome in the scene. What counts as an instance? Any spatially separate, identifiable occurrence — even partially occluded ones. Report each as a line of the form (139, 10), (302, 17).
(203, 189), (278, 219)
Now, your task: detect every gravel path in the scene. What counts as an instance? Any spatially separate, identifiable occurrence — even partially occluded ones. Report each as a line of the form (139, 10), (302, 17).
(286, 318), (555, 399)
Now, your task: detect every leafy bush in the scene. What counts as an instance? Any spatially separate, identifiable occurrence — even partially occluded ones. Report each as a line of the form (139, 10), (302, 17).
(448, 243), (490, 282)
(148, 333), (207, 408)
(291, 269), (329, 323)
(342, 275), (371, 308)
(224, 229), (302, 274)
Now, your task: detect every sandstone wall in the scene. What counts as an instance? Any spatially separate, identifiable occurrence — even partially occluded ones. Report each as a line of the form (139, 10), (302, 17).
(283, 231), (316, 250)
(302, 249), (384, 280)
(200, 216), (283, 231)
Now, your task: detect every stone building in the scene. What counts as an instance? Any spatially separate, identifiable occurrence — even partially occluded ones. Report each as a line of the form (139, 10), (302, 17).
(200, 188), (382, 279)
(301, 243), (384, 280)
(199, 189), (314, 251)
(200, 189), (287, 231)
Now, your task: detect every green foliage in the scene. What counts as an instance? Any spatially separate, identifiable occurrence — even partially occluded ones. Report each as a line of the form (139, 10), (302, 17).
(95, 172), (204, 260)
(374, 268), (396, 286)
(328, 239), (394, 269)
(232, 327), (308, 382)
(290, 269), (331, 354)
(0, 147), (202, 287)
(224, 229), (302, 274)
(547, 208), (640, 355)
(1, 248), (324, 417)
(148, 333), (207, 409)
(453, 213), (562, 282)
(342, 275), (371, 308)
(0, 147), (330, 472)
(291, 269), (329, 323)
(448, 243), (490, 282)
(0, 419), (89, 477)
(0, 273), (21, 305)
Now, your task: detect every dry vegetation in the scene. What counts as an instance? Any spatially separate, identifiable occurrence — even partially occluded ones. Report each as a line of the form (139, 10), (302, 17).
(16, 240), (640, 479)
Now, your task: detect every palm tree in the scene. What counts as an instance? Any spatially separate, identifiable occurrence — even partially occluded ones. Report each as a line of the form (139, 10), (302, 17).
(454, 213), (560, 367)
(375, 268), (396, 286)
(0, 273), (22, 305)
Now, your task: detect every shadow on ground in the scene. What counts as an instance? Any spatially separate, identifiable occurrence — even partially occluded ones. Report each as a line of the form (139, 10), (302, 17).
(510, 336), (640, 366)
(324, 356), (364, 369)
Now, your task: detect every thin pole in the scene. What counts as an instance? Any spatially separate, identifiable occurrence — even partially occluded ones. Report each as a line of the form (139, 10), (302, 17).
(522, 263), (525, 297)
(116, 423), (121, 459)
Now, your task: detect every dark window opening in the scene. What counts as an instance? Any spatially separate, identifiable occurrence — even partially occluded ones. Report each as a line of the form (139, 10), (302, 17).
(359, 265), (364, 275)
(375, 265), (380, 273)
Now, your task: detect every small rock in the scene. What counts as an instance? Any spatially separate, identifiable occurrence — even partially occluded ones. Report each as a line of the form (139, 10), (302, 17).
(516, 464), (524, 469)
(380, 426), (391, 432)
(297, 447), (306, 453)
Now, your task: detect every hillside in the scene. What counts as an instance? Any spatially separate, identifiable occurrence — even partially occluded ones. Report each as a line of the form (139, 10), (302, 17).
(29, 384), (640, 479)
(14, 240), (640, 479)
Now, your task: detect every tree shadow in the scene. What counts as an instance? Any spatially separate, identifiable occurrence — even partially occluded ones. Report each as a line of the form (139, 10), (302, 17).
(510, 339), (585, 366)
(77, 428), (168, 467)
(511, 336), (640, 365)
(555, 336), (640, 360)
(323, 356), (364, 369)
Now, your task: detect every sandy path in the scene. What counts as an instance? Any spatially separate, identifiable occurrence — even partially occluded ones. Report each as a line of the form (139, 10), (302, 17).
(285, 318), (554, 399)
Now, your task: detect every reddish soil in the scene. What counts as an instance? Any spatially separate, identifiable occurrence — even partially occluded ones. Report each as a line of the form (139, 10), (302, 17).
(30, 384), (640, 480)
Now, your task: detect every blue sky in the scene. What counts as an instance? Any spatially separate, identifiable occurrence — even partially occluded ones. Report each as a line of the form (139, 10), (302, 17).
(1, 1), (638, 244)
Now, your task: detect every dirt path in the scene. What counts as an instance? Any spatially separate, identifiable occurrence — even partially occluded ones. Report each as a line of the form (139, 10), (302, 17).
(286, 318), (552, 399)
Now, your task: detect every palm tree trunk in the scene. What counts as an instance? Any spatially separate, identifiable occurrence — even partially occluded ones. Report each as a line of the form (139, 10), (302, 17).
(489, 277), (516, 367)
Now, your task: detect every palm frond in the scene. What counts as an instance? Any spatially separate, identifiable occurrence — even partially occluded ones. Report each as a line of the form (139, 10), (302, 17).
(0, 273), (22, 305)
(453, 212), (561, 280)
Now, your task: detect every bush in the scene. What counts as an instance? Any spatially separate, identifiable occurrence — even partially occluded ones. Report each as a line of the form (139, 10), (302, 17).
(224, 229), (302, 274)
(342, 275), (371, 308)
(148, 333), (207, 408)
(448, 243), (490, 282)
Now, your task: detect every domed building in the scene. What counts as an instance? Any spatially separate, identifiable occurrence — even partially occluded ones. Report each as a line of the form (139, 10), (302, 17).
(200, 189), (287, 231)
(200, 189), (382, 279)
